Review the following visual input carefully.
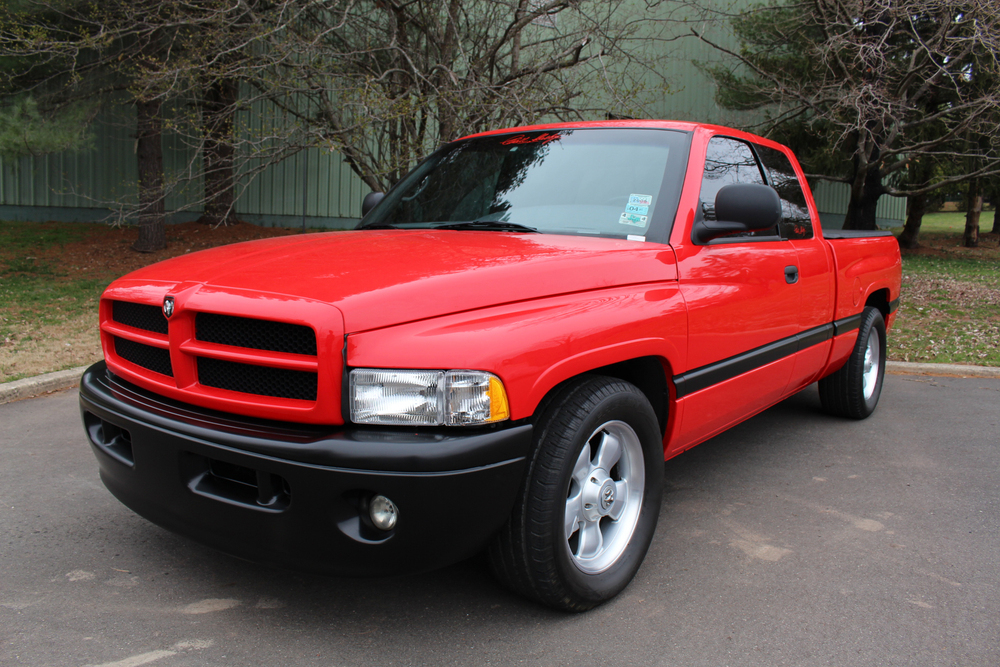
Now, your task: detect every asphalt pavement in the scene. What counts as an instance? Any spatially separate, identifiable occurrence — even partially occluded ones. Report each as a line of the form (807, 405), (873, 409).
(2, 375), (998, 667)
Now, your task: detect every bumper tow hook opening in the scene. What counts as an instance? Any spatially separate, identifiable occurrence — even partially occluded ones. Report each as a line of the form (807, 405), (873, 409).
(84, 411), (134, 467)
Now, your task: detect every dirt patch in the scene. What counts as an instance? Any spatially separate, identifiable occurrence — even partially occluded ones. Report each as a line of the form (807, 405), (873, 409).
(0, 313), (99, 380)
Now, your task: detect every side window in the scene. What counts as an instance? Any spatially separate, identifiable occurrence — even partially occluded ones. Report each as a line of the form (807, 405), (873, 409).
(699, 137), (767, 223)
(754, 144), (814, 240)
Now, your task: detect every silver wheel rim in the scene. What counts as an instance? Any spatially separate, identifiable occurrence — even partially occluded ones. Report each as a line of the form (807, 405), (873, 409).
(862, 328), (880, 401)
(563, 420), (645, 574)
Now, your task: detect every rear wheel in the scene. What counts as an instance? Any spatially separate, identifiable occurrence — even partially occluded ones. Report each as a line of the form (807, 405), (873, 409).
(819, 306), (886, 419)
(488, 376), (663, 611)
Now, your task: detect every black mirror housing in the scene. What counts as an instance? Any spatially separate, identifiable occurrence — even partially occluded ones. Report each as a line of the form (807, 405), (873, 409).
(716, 183), (782, 230)
(362, 191), (385, 217)
(693, 183), (782, 244)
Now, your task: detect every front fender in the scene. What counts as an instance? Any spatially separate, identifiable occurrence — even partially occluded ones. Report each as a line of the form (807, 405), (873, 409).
(346, 284), (687, 420)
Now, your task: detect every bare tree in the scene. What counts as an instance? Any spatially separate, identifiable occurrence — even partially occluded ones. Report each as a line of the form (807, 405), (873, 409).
(237, 0), (670, 190)
(689, 0), (1000, 231)
(4, 0), (671, 248)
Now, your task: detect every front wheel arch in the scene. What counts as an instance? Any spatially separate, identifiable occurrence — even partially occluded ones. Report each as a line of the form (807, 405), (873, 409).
(529, 355), (673, 439)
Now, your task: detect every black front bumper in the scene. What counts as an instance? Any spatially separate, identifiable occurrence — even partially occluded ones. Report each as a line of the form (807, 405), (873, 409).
(79, 362), (532, 575)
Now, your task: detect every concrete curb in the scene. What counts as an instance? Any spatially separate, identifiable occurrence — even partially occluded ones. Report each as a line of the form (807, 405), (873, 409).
(0, 364), (93, 406)
(1, 360), (998, 407)
(886, 361), (1000, 379)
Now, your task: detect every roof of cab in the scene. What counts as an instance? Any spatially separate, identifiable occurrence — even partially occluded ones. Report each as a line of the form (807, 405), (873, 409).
(459, 119), (705, 141)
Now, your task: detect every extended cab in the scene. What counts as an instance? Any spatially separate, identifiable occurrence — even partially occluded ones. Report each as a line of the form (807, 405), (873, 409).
(80, 121), (901, 611)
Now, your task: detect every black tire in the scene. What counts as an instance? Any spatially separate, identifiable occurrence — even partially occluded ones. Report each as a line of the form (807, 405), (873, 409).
(819, 306), (887, 419)
(488, 375), (663, 611)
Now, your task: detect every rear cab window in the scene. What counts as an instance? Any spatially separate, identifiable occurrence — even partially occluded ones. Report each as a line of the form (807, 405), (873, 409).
(754, 145), (814, 240)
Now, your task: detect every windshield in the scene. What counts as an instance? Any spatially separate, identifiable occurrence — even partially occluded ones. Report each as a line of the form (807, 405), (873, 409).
(360, 128), (690, 243)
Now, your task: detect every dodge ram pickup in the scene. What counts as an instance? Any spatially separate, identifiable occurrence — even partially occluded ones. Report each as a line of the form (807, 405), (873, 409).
(80, 120), (902, 611)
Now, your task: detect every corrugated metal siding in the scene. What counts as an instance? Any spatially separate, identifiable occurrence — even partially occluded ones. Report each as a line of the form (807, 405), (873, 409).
(0, 97), (364, 222)
(812, 180), (907, 221)
(0, 0), (902, 226)
(1, 109), (134, 210)
(645, 35), (752, 127)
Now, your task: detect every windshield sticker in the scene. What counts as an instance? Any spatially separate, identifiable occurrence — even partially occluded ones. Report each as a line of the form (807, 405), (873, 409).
(628, 194), (653, 206)
(627, 235), (646, 242)
(618, 212), (648, 227)
(500, 132), (562, 146)
(625, 204), (649, 215)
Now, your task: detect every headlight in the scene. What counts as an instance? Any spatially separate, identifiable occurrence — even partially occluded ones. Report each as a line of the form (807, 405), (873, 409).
(349, 369), (510, 426)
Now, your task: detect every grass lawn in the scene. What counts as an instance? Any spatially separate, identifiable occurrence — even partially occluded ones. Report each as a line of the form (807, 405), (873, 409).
(0, 220), (300, 383)
(0, 222), (112, 383)
(913, 209), (998, 234)
(890, 210), (1000, 366)
(1, 215), (998, 384)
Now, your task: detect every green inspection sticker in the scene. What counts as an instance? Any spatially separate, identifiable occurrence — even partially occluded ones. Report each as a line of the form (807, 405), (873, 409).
(618, 212), (648, 227)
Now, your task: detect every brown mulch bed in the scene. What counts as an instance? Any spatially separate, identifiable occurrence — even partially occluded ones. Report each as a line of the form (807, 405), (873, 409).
(22, 221), (1000, 284)
(40, 220), (304, 283)
(898, 231), (1000, 261)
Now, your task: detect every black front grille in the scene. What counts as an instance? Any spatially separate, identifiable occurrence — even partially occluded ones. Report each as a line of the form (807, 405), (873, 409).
(196, 313), (316, 356)
(115, 336), (173, 377)
(197, 357), (317, 401)
(113, 301), (168, 335)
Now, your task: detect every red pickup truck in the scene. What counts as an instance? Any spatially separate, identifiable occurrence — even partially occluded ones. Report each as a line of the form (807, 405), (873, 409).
(80, 121), (901, 611)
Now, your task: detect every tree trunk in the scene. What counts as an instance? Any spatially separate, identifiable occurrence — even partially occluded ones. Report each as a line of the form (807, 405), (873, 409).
(197, 78), (239, 226)
(843, 177), (882, 230)
(963, 178), (982, 248)
(897, 193), (926, 249)
(133, 98), (166, 253)
(991, 187), (999, 234)
(843, 152), (883, 231)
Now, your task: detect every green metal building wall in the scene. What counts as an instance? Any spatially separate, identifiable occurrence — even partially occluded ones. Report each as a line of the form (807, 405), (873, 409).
(0, 100), (365, 227)
(0, 3), (904, 229)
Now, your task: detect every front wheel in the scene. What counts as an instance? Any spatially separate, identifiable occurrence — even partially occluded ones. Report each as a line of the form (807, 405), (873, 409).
(819, 306), (887, 419)
(488, 376), (663, 611)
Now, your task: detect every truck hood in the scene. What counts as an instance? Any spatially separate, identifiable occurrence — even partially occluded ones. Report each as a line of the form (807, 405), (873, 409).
(111, 230), (678, 332)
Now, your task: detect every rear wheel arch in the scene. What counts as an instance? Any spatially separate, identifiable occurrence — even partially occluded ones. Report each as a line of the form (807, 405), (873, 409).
(865, 288), (891, 318)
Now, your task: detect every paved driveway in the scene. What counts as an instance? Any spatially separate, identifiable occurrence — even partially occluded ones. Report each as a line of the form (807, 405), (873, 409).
(2, 374), (998, 666)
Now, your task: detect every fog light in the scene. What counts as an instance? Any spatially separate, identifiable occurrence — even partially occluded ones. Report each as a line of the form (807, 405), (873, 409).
(369, 495), (398, 531)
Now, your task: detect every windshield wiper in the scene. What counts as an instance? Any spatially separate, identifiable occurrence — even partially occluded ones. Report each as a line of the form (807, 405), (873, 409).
(357, 222), (401, 230)
(434, 220), (538, 233)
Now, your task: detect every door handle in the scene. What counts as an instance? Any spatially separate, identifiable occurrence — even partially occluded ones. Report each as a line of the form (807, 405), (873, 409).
(784, 265), (799, 284)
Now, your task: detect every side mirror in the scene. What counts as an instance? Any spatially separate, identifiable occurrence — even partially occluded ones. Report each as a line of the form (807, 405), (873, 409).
(362, 191), (385, 217)
(692, 183), (782, 244)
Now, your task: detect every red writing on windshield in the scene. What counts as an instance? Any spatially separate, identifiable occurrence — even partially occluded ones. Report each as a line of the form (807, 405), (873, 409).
(501, 132), (562, 146)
